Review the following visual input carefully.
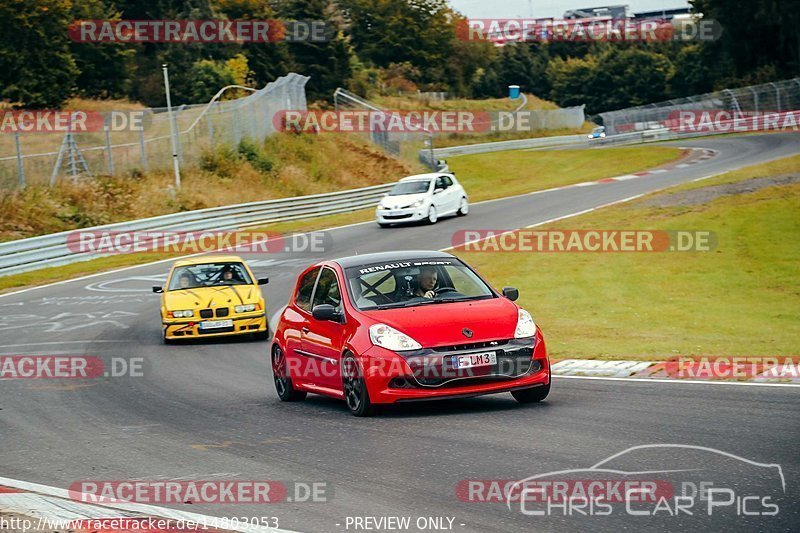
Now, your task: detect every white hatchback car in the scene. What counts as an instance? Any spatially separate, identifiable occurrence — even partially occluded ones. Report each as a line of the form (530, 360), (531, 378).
(376, 173), (469, 227)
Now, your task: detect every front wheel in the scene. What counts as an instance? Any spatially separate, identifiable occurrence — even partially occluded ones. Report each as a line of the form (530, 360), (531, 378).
(457, 197), (469, 216)
(511, 383), (550, 403)
(426, 206), (438, 225)
(342, 353), (376, 417)
(272, 345), (306, 402)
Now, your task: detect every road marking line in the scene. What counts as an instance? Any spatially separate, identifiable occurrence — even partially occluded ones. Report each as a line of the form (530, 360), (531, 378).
(556, 375), (800, 388)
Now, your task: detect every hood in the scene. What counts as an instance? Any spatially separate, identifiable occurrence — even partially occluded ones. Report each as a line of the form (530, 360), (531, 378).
(359, 297), (519, 347)
(380, 193), (428, 209)
(164, 285), (261, 310)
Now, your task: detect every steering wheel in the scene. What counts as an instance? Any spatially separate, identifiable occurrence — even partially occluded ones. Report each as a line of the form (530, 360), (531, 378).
(435, 286), (458, 295)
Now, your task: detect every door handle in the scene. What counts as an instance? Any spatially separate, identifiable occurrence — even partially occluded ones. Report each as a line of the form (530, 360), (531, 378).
(301, 327), (310, 334)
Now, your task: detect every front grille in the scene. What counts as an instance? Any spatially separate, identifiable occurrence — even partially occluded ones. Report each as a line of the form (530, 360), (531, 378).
(199, 309), (213, 319)
(198, 326), (235, 335)
(383, 214), (413, 220)
(215, 307), (229, 317)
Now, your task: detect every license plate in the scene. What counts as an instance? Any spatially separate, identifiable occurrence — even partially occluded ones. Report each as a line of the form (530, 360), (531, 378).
(199, 319), (233, 330)
(452, 351), (497, 369)
(385, 210), (402, 216)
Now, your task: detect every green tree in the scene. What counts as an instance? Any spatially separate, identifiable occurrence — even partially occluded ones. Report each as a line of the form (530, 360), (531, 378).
(0, 0), (78, 108)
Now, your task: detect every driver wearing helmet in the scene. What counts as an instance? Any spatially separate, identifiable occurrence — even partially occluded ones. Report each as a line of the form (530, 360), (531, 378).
(414, 266), (438, 299)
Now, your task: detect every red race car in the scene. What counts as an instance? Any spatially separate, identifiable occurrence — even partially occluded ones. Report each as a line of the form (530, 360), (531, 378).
(271, 251), (550, 416)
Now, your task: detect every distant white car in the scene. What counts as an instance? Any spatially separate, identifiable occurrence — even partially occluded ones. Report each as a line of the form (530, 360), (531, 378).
(376, 173), (468, 227)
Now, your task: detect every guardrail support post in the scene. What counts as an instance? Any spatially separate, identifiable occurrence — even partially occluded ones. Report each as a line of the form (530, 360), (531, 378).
(104, 117), (114, 175)
(14, 132), (25, 188)
(138, 126), (148, 171)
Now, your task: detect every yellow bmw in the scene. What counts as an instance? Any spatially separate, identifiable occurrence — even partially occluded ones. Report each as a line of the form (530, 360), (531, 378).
(153, 256), (269, 343)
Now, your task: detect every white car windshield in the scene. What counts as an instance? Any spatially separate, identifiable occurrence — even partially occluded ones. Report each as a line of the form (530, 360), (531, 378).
(388, 181), (430, 196)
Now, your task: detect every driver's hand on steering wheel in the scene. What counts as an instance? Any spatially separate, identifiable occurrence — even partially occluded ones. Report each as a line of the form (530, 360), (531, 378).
(422, 290), (435, 299)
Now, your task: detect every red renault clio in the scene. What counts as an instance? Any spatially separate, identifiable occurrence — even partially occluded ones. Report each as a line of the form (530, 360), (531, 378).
(271, 251), (550, 416)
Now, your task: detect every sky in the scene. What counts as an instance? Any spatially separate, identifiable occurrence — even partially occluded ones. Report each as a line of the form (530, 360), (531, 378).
(448, 0), (692, 18)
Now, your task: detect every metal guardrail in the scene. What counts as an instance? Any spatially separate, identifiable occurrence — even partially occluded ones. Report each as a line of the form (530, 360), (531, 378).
(0, 183), (393, 277)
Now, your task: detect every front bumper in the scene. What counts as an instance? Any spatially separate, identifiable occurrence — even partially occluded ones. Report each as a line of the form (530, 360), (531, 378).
(163, 312), (267, 339)
(361, 335), (549, 404)
(376, 207), (428, 224)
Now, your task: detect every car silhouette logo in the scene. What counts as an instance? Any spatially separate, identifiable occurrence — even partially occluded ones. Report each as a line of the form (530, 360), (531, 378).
(462, 328), (473, 338)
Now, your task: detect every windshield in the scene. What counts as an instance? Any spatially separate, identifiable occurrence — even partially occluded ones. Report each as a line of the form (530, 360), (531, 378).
(346, 258), (494, 310)
(388, 180), (430, 196)
(168, 262), (253, 291)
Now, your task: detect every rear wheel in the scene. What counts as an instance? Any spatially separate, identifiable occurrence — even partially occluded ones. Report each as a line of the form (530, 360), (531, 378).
(272, 345), (306, 401)
(511, 383), (550, 403)
(342, 353), (376, 417)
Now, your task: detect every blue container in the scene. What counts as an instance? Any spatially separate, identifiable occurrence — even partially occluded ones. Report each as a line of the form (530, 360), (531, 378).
(508, 85), (521, 99)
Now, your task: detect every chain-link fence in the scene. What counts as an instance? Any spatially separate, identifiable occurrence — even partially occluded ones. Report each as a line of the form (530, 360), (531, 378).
(600, 78), (800, 135)
(333, 88), (586, 171)
(0, 73), (309, 189)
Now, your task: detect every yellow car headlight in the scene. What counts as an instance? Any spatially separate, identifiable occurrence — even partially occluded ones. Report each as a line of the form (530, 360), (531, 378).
(169, 309), (194, 318)
(235, 303), (259, 313)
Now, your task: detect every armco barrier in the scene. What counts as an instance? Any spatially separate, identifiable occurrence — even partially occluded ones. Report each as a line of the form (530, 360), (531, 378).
(0, 183), (393, 277)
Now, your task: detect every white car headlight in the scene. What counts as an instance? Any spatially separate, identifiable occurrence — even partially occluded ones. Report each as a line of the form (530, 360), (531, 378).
(412, 199), (425, 207)
(235, 304), (256, 313)
(369, 323), (422, 351)
(171, 309), (194, 318)
(514, 309), (536, 339)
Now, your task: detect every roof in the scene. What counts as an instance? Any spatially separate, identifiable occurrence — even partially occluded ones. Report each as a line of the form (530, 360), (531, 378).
(399, 173), (449, 182)
(332, 250), (456, 269)
(173, 255), (245, 266)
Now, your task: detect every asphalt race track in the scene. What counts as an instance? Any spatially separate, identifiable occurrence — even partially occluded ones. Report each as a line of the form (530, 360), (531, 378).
(1, 133), (799, 532)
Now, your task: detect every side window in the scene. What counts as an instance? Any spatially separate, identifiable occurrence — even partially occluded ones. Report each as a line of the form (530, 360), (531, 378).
(312, 267), (342, 313)
(441, 175), (453, 188)
(435, 177), (446, 190)
(295, 267), (321, 312)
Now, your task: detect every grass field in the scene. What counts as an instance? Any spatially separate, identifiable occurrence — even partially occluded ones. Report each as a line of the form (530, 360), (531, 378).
(453, 154), (800, 359)
(0, 144), (684, 293)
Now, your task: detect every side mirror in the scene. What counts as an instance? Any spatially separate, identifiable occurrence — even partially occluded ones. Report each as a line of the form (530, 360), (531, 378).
(312, 304), (339, 322)
(502, 286), (519, 301)
(258, 277), (269, 285)
(152, 286), (163, 293)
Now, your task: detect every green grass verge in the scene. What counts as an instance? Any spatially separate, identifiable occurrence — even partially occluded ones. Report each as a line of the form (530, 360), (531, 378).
(0, 145), (685, 293)
(453, 154), (800, 360)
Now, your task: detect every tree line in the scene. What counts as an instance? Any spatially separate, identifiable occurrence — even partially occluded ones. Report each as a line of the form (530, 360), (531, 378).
(0, 0), (797, 114)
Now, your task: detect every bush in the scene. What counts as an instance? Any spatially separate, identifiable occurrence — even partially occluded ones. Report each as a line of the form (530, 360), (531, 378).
(237, 139), (273, 173)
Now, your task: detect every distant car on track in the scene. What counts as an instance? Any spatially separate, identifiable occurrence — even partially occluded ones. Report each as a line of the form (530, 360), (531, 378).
(153, 255), (269, 343)
(588, 126), (606, 139)
(376, 173), (468, 227)
(271, 250), (550, 416)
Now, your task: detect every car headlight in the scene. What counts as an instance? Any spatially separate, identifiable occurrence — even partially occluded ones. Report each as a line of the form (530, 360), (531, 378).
(369, 323), (422, 351)
(235, 304), (258, 313)
(170, 309), (194, 318)
(514, 309), (536, 339)
(377, 205), (387, 210)
(412, 199), (425, 207)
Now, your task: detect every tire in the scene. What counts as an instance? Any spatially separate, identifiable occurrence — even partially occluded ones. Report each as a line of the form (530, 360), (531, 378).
(457, 197), (469, 216)
(272, 345), (307, 402)
(161, 326), (175, 345)
(426, 206), (438, 225)
(511, 383), (550, 403)
(341, 353), (376, 417)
